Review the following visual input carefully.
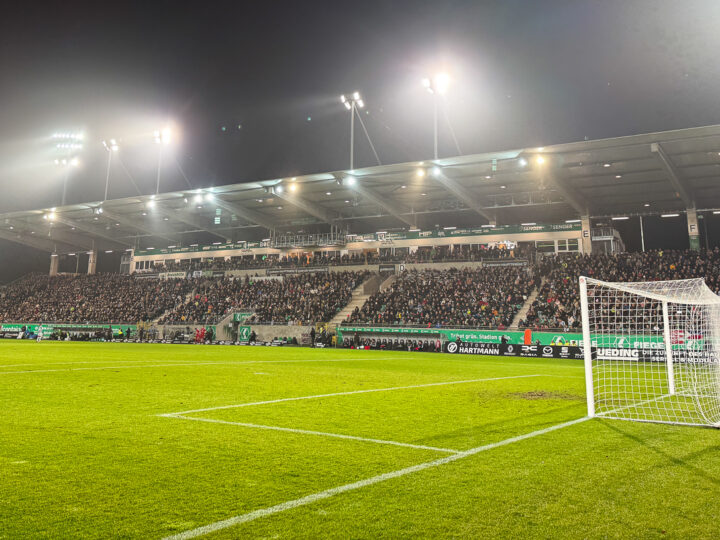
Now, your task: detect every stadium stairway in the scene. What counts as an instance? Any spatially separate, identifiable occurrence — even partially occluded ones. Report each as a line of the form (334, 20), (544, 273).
(328, 275), (378, 326)
(379, 273), (397, 291)
(152, 290), (195, 325)
(508, 278), (543, 329)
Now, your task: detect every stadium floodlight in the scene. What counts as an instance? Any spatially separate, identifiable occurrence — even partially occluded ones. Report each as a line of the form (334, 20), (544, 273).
(154, 127), (173, 194)
(345, 175), (356, 186)
(340, 92), (365, 170)
(580, 276), (720, 427)
(101, 139), (119, 201)
(422, 73), (450, 159)
(52, 131), (84, 206)
(289, 183), (297, 192)
(518, 158), (528, 167)
(193, 194), (203, 204)
(416, 168), (426, 177)
(153, 128), (172, 145)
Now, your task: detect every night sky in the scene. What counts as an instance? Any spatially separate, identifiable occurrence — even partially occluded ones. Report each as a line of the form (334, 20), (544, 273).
(2, 0), (720, 281)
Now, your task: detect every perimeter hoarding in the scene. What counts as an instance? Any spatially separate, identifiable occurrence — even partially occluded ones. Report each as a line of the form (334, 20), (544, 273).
(337, 326), (583, 346)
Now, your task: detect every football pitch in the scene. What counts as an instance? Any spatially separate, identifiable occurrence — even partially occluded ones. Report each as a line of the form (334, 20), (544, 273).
(2, 342), (720, 539)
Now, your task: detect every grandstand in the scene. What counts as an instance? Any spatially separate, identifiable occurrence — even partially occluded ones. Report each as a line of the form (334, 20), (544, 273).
(2, 124), (720, 346)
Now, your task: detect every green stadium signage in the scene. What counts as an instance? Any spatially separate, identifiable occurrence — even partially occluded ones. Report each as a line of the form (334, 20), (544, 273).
(0, 323), (136, 337)
(336, 326), (584, 346)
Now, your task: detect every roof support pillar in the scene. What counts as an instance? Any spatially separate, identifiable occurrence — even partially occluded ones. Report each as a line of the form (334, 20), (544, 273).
(88, 249), (98, 275)
(581, 215), (592, 254)
(49, 253), (59, 276)
(687, 207), (700, 251)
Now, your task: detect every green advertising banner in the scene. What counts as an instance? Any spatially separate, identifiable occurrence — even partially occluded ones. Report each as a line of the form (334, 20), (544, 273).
(1, 323), (137, 337)
(232, 312), (254, 323)
(237, 326), (251, 342)
(336, 326), (583, 346)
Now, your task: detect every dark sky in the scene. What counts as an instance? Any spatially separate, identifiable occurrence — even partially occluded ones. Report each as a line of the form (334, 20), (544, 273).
(2, 0), (720, 281)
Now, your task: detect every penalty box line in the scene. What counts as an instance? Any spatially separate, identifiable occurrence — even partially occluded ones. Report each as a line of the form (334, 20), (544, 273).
(167, 415), (461, 454)
(160, 374), (545, 416)
(158, 375), (547, 459)
(163, 416), (590, 540)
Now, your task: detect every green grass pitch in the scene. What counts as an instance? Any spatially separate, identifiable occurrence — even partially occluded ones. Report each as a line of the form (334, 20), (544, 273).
(2, 341), (720, 539)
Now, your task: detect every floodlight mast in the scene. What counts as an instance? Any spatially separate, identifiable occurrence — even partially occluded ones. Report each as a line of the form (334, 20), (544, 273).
(52, 132), (83, 205)
(422, 73), (450, 160)
(102, 139), (119, 201)
(340, 92), (364, 170)
(153, 128), (172, 194)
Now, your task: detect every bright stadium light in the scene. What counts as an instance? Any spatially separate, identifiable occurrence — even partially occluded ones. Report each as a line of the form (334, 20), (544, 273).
(289, 183), (297, 192)
(422, 73), (451, 159)
(154, 127), (172, 145)
(153, 126), (174, 194)
(340, 91), (365, 169)
(345, 175), (356, 186)
(193, 194), (203, 204)
(52, 131), (84, 206)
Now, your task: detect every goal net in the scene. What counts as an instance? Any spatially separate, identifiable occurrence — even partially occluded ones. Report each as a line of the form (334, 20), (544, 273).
(579, 276), (720, 427)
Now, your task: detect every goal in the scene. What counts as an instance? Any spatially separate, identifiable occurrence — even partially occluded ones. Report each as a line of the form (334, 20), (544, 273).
(579, 276), (720, 427)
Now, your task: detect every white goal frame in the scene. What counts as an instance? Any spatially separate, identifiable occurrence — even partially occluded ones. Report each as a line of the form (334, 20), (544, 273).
(580, 276), (720, 427)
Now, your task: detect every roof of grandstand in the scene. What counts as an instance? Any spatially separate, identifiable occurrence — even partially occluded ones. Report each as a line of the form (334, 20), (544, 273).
(2, 123), (720, 255)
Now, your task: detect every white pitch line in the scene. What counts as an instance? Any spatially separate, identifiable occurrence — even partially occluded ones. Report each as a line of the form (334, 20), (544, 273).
(161, 374), (544, 416)
(0, 356), (405, 375)
(167, 414), (460, 454)
(163, 416), (590, 540)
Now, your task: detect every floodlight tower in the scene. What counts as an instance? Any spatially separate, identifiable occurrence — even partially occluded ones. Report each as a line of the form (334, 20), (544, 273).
(52, 132), (84, 206)
(154, 127), (172, 194)
(340, 92), (365, 170)
(421, 73), (450, 160)
(101, 139), (119, 201)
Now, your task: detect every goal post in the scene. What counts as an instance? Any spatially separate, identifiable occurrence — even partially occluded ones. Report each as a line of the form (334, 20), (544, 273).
(580, 276), (720, 427)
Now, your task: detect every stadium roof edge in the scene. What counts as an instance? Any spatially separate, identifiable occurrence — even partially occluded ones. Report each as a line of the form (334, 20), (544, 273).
(3, 123), (720, 253)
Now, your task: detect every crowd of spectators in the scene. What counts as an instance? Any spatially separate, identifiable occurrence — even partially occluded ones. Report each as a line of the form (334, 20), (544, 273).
(3, 248), (719, 331)
(0, 273), (193, 324)
(159, 271), (371, 325)
(147, 244), (527, 274)
(519, 248), (720, 330)
(344, 267), (534, 328)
